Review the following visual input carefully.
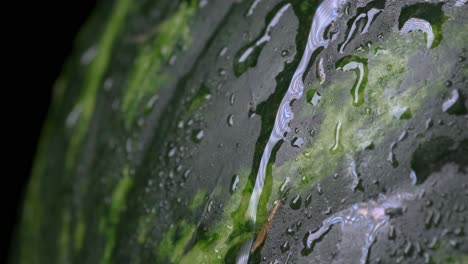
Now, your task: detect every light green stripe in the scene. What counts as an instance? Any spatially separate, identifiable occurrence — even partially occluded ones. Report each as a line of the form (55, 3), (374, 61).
(66, 0), (132, 171)
(122, 0), (198, 128)
(101, 166), (133, 264)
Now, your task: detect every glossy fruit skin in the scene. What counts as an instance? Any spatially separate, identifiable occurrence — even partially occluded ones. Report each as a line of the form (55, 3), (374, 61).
(11, 0), (468, 263)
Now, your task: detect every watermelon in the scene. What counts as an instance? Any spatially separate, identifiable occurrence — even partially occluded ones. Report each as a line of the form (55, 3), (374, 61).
(10, 0), (468, 263)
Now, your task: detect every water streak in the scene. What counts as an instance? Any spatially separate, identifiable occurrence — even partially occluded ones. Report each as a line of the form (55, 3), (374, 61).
(304, 192), (414, 263)
(234, 4), (291, 76)
(337, 58), (368, 107)
(236, 0), (348, 263)
(317, 57), (326, 84)
(455, 0), (467, 7)
(238, 4), (291, 63)
(349, 156), (361, 192)
(400, 18), (434, 49)
(442, 89), (460, 112)
(362, 8), (382, 34)
(330, 121), (343, 153)
(246, 0), (263, 17)
(339, 8), (382, 53)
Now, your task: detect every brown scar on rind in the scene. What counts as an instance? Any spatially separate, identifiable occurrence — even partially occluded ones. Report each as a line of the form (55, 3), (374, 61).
(251, 190), (290, 253)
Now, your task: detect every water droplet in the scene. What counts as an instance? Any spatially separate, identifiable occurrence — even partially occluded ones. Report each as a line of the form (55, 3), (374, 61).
(245, 0), (262, 17)
(433, 211), (441, 226)
(296, 220), (302, 231)
(442, 89), (467, 115)
(280, 177), (291, 193)
(207, 200), (214, 213)
(399, 108), (412, 120)
(177, 120), (184, 129)
(80, 45), (97, 65)
(387, 142), (399, 168)
(365, 107), (371, 115)
(192, 129), (204, 142)
(280, 241), (290, 253)
(427, 237), (438, 249)
(425, 118), (433, 129)
(169, 55), (177, 66)
(307, 89), (322, 105)
(146, 94), (159, 110)
(398, 130), (408, 141)
(230, 174), (240, 194)
(218, 68), (227, 76)
(393, 106), (412, 120)
(65, 105), (82, 128)
(290, 194), (302, 210)
(137, 118), (145, 127)
(218, 46), (228, 57)
(404, 241), (413, 256)
(384, 207), (403, 218)
(410, 170), (417, 185)
(199, 0), (208, 8)
(126, 138), (133, 153)
(183, 169), (191, 179)
(229, 93), (236, 105)
(425, 199), (433, 207)
(168, 147), (177, 158)
(227, 114), (235, 126)
(316, 183), (323, 195)
(103, 78), (113, 91)
(329, 121), (344, 153)
(321, 207), (332, 215)
(309, 130), (316, 137)
(305, 194), (312, 207)
(349, 158), (361, 192)
(453, 227), (463, 236)
(388, 225), (396, 239)
(248, 107), (256, 118)
(292, 137), (305, 148)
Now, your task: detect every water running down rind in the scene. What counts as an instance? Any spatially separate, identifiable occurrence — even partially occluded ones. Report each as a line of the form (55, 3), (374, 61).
(239, 4), (291, 63)
(400, 18), (435, 49)
(338, 8), (382, 53)
(303, 192), (415, 264)
(336, 56), (369, 107)
(235, 0), (348, 263)
(234, 4), (291, 76)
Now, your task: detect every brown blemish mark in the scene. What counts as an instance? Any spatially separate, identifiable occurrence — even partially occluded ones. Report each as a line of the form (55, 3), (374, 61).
(251, 191), (289, 253)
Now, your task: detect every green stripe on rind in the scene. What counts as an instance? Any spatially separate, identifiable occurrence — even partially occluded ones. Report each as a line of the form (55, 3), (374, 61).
(73, 212), (86, 253)
(58, 210), (71, 263)
(156, 221), (196, 263)
(66, 0), (132, 171)
(122, 0), (198, 128)
(14, 116), (54, 264)
(101, 166), (133, 264)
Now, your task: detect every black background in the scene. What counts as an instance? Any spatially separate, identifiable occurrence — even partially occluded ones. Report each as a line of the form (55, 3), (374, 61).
(5, 0), (97, 262)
